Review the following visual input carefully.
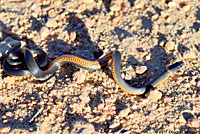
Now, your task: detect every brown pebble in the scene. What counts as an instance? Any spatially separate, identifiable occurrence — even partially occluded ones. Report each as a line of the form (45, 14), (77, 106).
(84, 20), (95, 28)
(135, 1), (146, 10)
(147, 90), (162, 102)
(109, 121), (120, 129)
(79, 94), (90, 104)
(118, 107), (131, 118)
(102, 109), (116, 115)
(152, 23), (159, 35)
(70, 31), (77, 41)
(110, 0), (123, 12)
(40, 26), (50, 39)
(161, 11), (169, 18)
(48, 9), (58, 18)
(165, 41), (175, 51)
(168, 1), (177, 8)
(152, 15), (159, 21)
(5, 111), (14, 117)
(190, 119), (200, 128)
(93, 115), (107, 123)
(46, 19), (58, 28)
(190, 78), (196, 86)
(183, 5), (191, 12)
(197, 80), (200, 87)
(135, 66), (147, 74)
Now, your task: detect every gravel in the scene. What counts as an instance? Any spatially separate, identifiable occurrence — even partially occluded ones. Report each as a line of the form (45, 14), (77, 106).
(0, 0), (199, 133)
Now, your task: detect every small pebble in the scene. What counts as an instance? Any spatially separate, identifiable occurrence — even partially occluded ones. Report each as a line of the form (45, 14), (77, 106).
(150, 103), (158, 110)
(159, 41), (165, 47)
(5, 111), (13, 117)
(84, 20), (95, 28)
(118, 107), (131, 118)
(79, 94), (90, 104)
(48, 9), (58, 18)
(152, 14), (159, 21)
(190, 119), (200, 128)
(110, 0), (122, 12)
(145, 54), (151, 60)
(135, 66), (147, 74)
(135, 1), (146, 10)
(40, 26), (50, 39)
(49, 113), (56, 121)
(183, 5), (191, 12)
(0, 31), (3, 40)
(169, 124), (175, 131)
(165, 41), (175, 51)
(70, 31), (77, 41)
(109, 121), (120, 129)
(190, 78), (196, 86)
(197, 80), (200, 87)
(147, 90), (163, 102)
(168, 1), (177, 8)
(46, 19), (58, 28)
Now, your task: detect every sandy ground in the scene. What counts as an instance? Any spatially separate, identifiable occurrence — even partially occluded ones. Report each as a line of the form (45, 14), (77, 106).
(0, 0), (199, 133)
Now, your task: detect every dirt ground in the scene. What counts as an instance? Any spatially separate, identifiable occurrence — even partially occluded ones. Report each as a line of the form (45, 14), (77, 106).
(0, 0), (199, 133)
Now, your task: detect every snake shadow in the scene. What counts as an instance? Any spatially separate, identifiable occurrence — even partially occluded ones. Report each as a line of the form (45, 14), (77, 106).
(44, 12), (104, 84)
(45, 12), (102, 57)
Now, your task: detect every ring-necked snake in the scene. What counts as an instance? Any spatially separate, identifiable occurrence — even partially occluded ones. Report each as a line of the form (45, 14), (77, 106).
(2, 45), (184, 95)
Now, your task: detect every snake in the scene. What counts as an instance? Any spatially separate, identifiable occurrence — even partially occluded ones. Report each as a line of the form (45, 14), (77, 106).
(2, 45), (184, 95)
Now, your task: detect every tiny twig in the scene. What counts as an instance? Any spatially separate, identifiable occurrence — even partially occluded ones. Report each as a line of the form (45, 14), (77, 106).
(29, 107), (44, 123)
